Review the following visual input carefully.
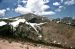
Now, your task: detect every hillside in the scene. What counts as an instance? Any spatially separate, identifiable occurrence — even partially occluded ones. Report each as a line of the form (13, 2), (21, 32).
(0, 13), (75, 49)
(41, 21), (75, 49)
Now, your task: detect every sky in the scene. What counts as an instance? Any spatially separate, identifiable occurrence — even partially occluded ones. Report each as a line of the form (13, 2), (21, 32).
(0, 0), (75, 19)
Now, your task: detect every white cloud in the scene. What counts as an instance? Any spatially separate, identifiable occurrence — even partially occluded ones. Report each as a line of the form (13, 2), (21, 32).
(61, 0), (63, 3)
(6, 8), (10, 11)
(64, 0), (75, 5)
(25, 0), (51, 15)
(41, 5), (50, 11)
(59, 6), (63, 8)
(15, 5), (32, 14)
(55, 6), (64, 12)
(0, 9), (6, 17)
(43, 0), (49, 3)
(25, 0), (45, 12)
(55, 8), (61, 12)
(53, 3), (64, 12)
(15, 0), (51, 15)
(53, 2), (60, 6)
(41, 11), (55, 15)
(21, 0), (27, 4)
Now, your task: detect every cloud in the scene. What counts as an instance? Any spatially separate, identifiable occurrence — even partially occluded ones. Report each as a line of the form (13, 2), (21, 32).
(21, 0), (27, 4)
(41, 11), (55, 15)
(41, 5), (50, 11)
(53, 2), (60, 6)
(61, 0), (63, 3)
(25, 0), (45, 12)
(59, 6), (63, 8)
(55, 6), (64, 12)
(55, 8), (61, 12)
(15, 0), (51, 15)
(6, 8), (10, 11)
(15, 5), (32, 14)
(43, 0), (49, 3)
(0, 9), (6, 16)
(25, 0), (51, 15)
(64, 0), (75, 5)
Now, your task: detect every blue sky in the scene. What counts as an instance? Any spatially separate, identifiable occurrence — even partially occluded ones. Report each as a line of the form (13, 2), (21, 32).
(0, 0), (75, 19)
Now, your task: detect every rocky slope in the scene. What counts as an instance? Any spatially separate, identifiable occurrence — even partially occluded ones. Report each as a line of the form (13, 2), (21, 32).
(0, 13), (75, 49)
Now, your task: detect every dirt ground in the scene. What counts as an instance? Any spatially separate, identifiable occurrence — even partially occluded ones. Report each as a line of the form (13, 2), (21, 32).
(0, 37), (63, 49)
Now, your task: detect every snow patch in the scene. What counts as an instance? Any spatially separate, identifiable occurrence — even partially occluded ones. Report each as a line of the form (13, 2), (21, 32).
(10, 19), (26, 27)
(0, 9), (6, 16)
(53, 40), (57, 43)
(0, 21), (7, 26)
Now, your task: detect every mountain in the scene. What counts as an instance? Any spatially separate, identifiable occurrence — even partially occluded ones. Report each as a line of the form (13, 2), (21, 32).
(0, 13), (50, 40)
(11, 13), (50, 23)
(0, 13), (75, 49)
